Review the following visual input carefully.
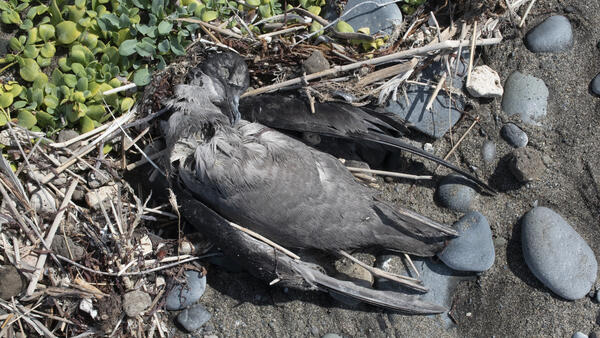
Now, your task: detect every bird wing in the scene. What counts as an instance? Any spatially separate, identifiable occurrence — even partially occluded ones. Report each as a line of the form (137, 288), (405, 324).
(239, 95), (494, 194)
(170, 108), (454, 254)
(174, 182), (446, 314)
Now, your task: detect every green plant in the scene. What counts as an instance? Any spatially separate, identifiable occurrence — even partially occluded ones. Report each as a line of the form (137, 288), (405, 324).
(400, 0), (427, 15)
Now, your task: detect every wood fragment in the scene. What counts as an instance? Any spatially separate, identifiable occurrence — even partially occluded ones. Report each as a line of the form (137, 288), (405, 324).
(356, 59), (418, 87)
(346, 167), (433, 180)
(425, 72), (447, 111)
(228, 221), (300, 260)
(466, 21), (478, 87)
(519, 0), (537, 27)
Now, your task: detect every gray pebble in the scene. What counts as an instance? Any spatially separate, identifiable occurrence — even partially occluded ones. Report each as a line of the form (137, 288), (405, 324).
(596, 290), (600, 303)
(438, 212), (495, 272)
(508, 147), (544, 182)
(28, 184), (57, 214)
(481, 141), (496, 163)
(176, 304), (211, 332)
(501, 123), (528, 148)
(322, 334), (343, 338)
(57, 129), (81, 150)
(303, 50), (330, 75)
(522, 207), (597, 300)
(0, 265), (23, 300)
(591, 73), (600, 97)
(166, 270), (206, 310)
(341, 0), (402, 36)
(52, 236), (85, 261)
(502, 72), (549, 125)
(572, 332), (588, 338)
(525, 16), (573, 53)
(87, 169), (111, 189)
(122, 290), (151, 317)
(436, 174), (476, 212)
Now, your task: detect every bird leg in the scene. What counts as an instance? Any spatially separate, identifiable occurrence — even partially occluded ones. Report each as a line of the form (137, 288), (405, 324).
(337, 250), (428, 292)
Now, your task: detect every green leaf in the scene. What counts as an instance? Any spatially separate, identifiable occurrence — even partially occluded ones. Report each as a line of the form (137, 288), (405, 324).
(33, 73), (48, 89)
(76, 78), (88, 91)
(58, 57), (71, 72)
(151, 0), (163, 15)
(36, 111), (55, 128)
(40, 42), (56, 58)
(135, 40), (155, 57)
(9, 37), (23, 52)
(307, 5), (321, 15)
(157, 39), (169, 53)
(8, 84), (22, 97)
(23, 45), (39, 58)
(43, 95), (58, 109)
(27, 27), (39, 45)
(86, 104), (105, 120)
(17, 110), (37, 129)
(56, 21), (81, 45)
(79, 115), (94, 133)
(36, 56), (52, 68)
(13, 101), (27, 109)
(246, 0), (260, 6)
(201, 10), (218, 22)
(169, 36), (185, 56)
(20, 19), (33, 31)
(119, 39), (138, 56)
(120, 97), (134, 112)
(133, 67), (151, 86)
(63, 74), (77, 88)
(71, 63), (85, 76)
(19, 58), (41, 82)
(336, 20), (354, 33)
(0, 93), (13, 108)
(157, 20), (172, 35)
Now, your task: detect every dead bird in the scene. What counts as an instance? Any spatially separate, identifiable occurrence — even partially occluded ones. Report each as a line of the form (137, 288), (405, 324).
(164, 52), (457, 313)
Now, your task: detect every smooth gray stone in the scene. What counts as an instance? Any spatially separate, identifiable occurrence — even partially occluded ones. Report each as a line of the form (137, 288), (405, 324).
(502, 72), (549, 125)
(438, 212), (495, 272)
(591, 73), (600, 97)
(436, 174), (476, 212)
(341, 0), (402, 35)
(481, 141), (496, 163)
(122, 290), (151, 317)
(572, 332), (588, 338)
(176, 304), (211, 332)
(322, 334), (343, 338)
(0, 265), (23, 300)
(165, 271), (207, 310)
(525, 15), (573, 53)
(501, 123), (528, 148)
(522, 207), (598, 300)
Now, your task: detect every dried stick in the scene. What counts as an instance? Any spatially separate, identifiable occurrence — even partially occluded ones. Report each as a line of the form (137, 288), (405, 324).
(519, 0), (537, 27)
(346, 167), (433, 180)
(0, 181), (37, 244)
(425, 72), (447, 111)
(356, 58), (418, 87)
(243, 35), (503, 97)
(466, 21), (478, 87)
(228, 221), (300, 260)
(258, 25), (305, 39)
(175, 18), (244, 39)
(102, 83), (136, 96)
(26, 181), (78, 296)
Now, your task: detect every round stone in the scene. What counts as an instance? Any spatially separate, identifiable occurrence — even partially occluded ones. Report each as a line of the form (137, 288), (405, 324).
(0, 265), (23, 300)
(521, 207), (597, 300)
(481, 141), (496, 163)
(165, 270), (207, 310)
(438, 211), (495, 272)
(501, 123), (528, 148)
(501, 72), (549, 125)
(572, 332), (588, 338)
(177, 304), (211, 332)
(436, 174), (476, 212)
(591, 73), (600, 97)
(122, 290), (151, 317)
(525, 15), (574, 53)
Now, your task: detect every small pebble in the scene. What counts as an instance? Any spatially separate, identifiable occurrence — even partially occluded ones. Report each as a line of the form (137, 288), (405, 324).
(57, 129), (81, 150)
(87, 169), (112, 189)
(522, 207), (597, 300)
(591, 73), (600, 97)
(122, 290), (151, 317)
(438, 211), (495, 272)
(508, 147), (544, 182)
(466, 65), (503, 98)
(28, 183), (57, 214)
(423, 143), (434, 153)
(572, 332), (588, 338)
(436, 174), (476, 212)
(481, 141), (496, 164)
(0, 265), (23, 300)
(502, 72), (549, 125)
(52, 236), (85, 261)
(501, 123), (528, 148)
(525, 15), (574, 53)
(166, 270), (206, 310)
(176, 304), (211, 332)
(85, 185), (119, 210)
(322, 334), (343, 338)
(303, 50), (330, 75)
(596, 290), (600, 303)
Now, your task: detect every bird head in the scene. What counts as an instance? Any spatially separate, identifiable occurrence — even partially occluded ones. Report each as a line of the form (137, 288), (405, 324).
(187, 52), (249, 125)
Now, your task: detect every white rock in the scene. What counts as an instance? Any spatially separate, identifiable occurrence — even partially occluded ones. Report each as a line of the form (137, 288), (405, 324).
(85, 185), (118, 210)
(28, 183), (57, 214)
(466, 65), (503, 98)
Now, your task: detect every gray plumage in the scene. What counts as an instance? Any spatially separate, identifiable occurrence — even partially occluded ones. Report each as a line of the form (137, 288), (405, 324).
(164, 52), (457, 313)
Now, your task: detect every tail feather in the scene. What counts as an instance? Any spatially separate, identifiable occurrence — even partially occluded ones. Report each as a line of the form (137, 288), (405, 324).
(293, 262), (447, 314)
